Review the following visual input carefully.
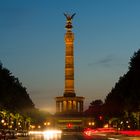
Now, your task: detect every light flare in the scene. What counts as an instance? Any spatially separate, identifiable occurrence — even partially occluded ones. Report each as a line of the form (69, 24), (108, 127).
(29, 129), (62, 139)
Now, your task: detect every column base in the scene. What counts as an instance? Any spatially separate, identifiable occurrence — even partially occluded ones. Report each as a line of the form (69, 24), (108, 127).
(63, 92), (76, 97)
(55, 96), (84, 114)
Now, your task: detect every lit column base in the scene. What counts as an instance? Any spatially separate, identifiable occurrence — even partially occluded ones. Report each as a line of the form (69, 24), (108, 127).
(55, 96), (84, 114)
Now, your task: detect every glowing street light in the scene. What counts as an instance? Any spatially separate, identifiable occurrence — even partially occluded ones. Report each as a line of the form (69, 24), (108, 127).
(88, 122), (95, 126)
(1, 119), (5, 123)
(47, 122), (50, 126)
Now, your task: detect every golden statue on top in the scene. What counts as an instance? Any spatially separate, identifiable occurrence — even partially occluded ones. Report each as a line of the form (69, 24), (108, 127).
(64, 13), (76, 30)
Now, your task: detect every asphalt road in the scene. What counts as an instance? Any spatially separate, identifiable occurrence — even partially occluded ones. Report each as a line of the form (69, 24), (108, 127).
(61, 132), (127, 140)
(16, 132), (140, 140)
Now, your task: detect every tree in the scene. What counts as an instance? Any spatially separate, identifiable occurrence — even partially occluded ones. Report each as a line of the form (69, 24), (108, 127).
(0, 62), (52, 130)
(104, 49), (140, 129)
(0, 62), (35, 113)
(84, 100), (104, 127)
(85, 100), (103, 116)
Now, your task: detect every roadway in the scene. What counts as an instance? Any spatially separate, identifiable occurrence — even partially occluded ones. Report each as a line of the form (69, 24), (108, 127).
(16, 132), (140, 140)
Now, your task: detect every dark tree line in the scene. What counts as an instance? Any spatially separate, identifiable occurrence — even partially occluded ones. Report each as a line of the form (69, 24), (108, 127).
(85, 49), (140, 129)
(105, 49), (140, 115)
(0, 62), (35, 113)
(0, 62), (51, 127)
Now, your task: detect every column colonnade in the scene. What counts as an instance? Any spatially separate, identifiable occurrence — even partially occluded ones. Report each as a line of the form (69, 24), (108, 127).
(56, 97), (84, 113)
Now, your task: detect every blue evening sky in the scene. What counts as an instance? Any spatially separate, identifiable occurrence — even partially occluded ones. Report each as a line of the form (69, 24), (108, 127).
(0, 0), (140, 113)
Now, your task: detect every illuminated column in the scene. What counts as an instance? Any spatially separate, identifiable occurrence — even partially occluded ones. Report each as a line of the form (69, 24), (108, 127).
(63, 101), (66, 111)
(64, 13), (76, 97)
(60, 102), (62, 112)
(73, 100), (76, 110)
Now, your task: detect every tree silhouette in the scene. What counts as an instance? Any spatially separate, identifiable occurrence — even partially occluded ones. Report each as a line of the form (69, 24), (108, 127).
(105, 49), (140, 116)
(0, 62), (35, 113)
(0, 62), (52, 128)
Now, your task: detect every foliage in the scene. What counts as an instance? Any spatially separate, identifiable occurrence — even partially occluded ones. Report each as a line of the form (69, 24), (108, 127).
(0, 62), (52, 127)
(0, 62), (35, 113)
(84, 100), (104, 127)
(105, 49), (140, 116)
(86, 49), (140, 129)
(0, 109), (31, 130)
(85, 99), (103, 116)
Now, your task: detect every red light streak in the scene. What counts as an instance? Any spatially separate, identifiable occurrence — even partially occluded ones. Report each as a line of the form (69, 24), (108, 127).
(120, 130), (140, 136)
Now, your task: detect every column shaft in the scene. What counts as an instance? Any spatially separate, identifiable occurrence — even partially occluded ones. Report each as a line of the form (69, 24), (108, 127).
(64, 31), (75, 97)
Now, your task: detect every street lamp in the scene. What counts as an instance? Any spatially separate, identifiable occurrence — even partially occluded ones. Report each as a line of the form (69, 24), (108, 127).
(47, 122), (50, 126)
(1, 119), (5, 123)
